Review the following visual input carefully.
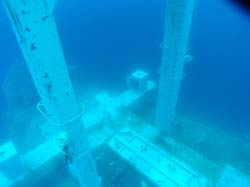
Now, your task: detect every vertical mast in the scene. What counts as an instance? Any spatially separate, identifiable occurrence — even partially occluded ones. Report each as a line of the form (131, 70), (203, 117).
(2, 0), (100, 186)
(155, 0), (195, 133)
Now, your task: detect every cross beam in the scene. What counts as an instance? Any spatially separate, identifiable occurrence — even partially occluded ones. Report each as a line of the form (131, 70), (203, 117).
(1, 0), (100, 186)
(0, 70), (155, 186)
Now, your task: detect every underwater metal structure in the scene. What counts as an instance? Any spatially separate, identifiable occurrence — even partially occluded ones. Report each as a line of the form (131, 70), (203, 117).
(0, 69), (156, 186)
(1, 0), (100, 187)
(155, 0), (195, 133)
(1, 0), (250, 187)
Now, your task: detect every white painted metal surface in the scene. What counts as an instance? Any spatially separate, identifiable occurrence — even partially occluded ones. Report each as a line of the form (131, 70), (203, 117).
(109, 129), (208, 187)
(0, 134), (65, 186)
(0, 72), (155, 186)
(0, 142), (16, 163)
(23, 133), (66, 170)
(2, 1), (100, 186)
(83, 73), (155, 129)
(156, 0), (195, 133)
(0, 142), (26, 186)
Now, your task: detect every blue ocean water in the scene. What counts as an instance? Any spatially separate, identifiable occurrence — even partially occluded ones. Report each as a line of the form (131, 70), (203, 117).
(0, 0), (249, 140)
(0, 0), (250, 186)
(181, 0), (250, 138)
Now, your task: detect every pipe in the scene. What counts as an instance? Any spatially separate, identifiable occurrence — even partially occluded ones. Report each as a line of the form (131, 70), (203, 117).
(2, 0), (100, 186)
(155, 0), (195, 134)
